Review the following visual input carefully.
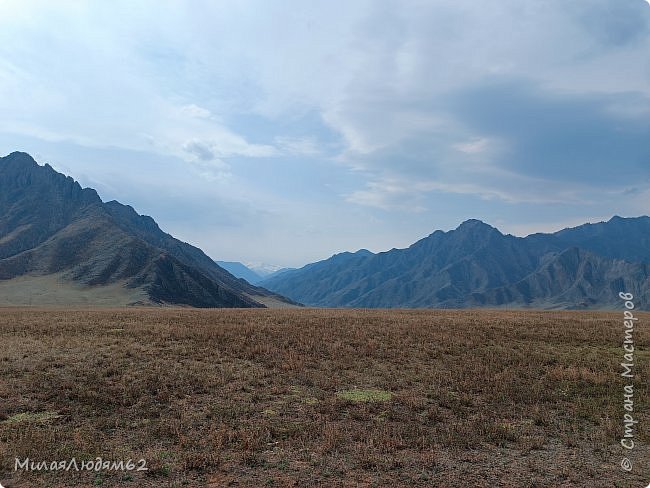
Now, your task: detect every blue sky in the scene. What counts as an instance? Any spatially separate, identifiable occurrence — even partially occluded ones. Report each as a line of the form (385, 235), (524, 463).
(0, 0), (649, 267)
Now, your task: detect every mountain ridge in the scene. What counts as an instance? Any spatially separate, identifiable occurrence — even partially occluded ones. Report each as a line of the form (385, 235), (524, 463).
(260, 217), (650, 309)
(0, 151), (296, 308)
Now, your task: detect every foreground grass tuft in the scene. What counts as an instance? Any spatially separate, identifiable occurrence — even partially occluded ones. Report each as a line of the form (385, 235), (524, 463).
(3, 411), (61, 424)
(336, 389), (393, 402)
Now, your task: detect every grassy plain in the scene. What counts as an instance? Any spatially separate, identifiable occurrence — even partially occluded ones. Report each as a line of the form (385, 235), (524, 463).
(0, 308), (648, 487)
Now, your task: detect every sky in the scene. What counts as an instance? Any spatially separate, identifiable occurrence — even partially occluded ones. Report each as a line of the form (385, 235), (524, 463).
(0, 0), (649, 267)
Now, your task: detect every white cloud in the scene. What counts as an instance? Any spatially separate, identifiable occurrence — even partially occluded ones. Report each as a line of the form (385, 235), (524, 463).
(346, 166), (605, 212)
(453, 138), (497, 156)
(181, 104), (212, 119)
(274, 137), (322, 157)
(182, 140), (216, 161)
(346, 179), (426, 212)
(0, 2), (279, 166)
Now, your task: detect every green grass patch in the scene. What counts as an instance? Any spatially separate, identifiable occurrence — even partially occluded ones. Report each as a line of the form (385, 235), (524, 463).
(336, 389), (393, 403)
(4, 411), (61, 424)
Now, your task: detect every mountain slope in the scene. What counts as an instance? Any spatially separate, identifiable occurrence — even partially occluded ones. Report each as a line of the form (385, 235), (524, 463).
(261, 218), (650, 309)
(262, 221), (548, 307)
(0, 152), (294, 308)
(552, 216), (650, 264)
(469, 247), (650, 309)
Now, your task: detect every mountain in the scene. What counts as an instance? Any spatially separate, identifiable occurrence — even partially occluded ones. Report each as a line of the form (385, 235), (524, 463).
(260, 218), (650, 309)
(215, 261), (294, 284)
(552, 216), (650, 264)
(468, 247), (650, 309)
(216, 261), (264, 284)
(245, 262), (295, 280)
(0, 151), (296, 308)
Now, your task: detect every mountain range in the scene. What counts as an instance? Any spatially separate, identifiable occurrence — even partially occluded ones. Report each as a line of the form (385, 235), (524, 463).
(260, 218), (650, 309)
(0, 151), (295, 308)
(215, 261), (292, 285)
(3, 151), (648, 310)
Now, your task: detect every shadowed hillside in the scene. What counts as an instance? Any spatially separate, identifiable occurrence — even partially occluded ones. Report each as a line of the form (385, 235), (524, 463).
(0, 152), (296, 308)
(261, 218), (650, 309)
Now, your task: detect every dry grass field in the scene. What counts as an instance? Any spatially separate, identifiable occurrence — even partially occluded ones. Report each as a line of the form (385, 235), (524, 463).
(0, 308), (648, 487)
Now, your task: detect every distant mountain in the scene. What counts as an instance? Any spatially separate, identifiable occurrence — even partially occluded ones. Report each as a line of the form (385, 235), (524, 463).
(468, 247), (650, 309)
(552, 216), (650, 264)
(260, 218), (650, 309)
(0, 152), (296, 308)
(245, 262), (294, 279)
(216, 261), (264, 284)
(215, 261), (294, 284)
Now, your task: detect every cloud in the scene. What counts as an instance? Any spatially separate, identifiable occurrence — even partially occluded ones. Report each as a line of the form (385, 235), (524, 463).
(452, 138), (497, 156)
(346, 167), (597, 212)
(183, 140), (215, 161)
(445, 79), (650, 185)
(346, 179), (427, 212)
(342, 78), (650, 211)
(181, 104), (212, 119)
(2, 1), (647, 172)
(565, 0), (649, 48)
(0, 2), (279, 165)
(273, 136), (322, 157)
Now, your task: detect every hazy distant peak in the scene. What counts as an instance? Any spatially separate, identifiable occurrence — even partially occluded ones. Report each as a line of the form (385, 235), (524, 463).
(244, 262), (286, 276)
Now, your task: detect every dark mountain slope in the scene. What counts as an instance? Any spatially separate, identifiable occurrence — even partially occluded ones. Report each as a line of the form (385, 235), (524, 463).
(262, 221), (549, 307)
(100, 199), (283, 300)
(260, 249), (374, 306)
(261, 218), (650, 309)
(0, 152), (102, 260)
(0, 152), (294, 308)
(469, 247), (650, 309)
(552, 216), (650, 264)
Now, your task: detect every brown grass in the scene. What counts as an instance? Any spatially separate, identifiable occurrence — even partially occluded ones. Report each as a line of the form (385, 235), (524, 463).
(0, 308), (648, 487)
